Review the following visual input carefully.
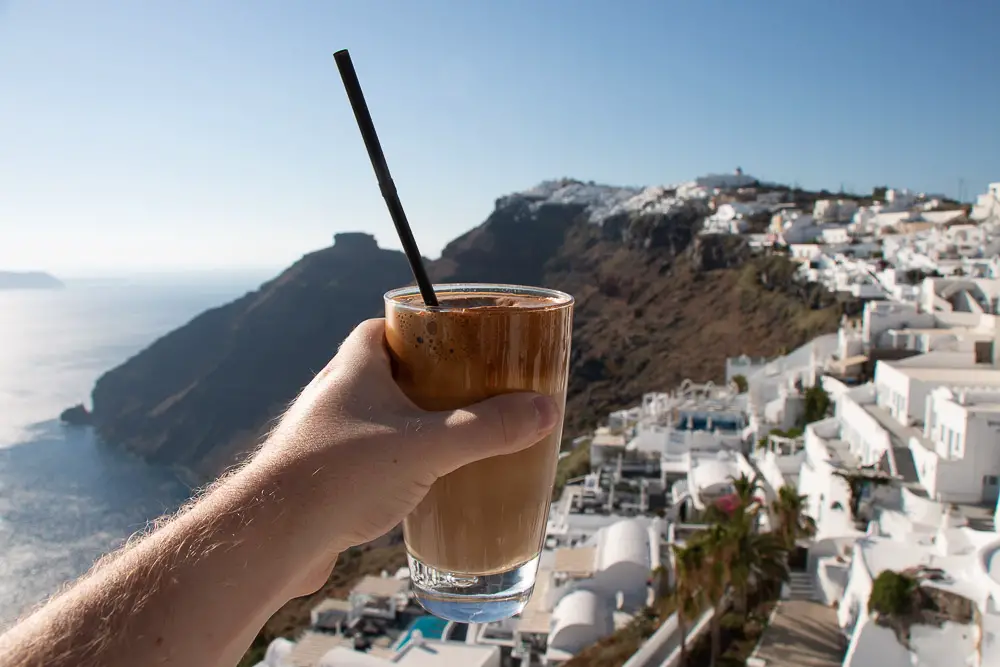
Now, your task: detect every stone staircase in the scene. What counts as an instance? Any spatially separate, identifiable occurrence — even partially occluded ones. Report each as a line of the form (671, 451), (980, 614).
(786, 570), (815, 601)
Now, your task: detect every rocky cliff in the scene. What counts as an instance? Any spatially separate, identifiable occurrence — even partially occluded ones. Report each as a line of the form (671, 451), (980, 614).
(91, 233), (415, 475)
(92, 179), (854, 478)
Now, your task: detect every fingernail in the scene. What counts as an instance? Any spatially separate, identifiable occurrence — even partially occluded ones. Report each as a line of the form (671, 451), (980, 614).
(533, 395), (559, 433)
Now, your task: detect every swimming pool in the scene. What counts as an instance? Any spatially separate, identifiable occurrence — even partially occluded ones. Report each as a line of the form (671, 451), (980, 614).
(394, 615), (449, 650)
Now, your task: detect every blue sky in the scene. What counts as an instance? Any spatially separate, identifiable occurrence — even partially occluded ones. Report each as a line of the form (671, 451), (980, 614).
(2, 1), (998, 275)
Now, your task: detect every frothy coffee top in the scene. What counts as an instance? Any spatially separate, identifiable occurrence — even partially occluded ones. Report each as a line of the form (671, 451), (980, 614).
(392, 292), (564, 312)
(385, 289), (573, 414)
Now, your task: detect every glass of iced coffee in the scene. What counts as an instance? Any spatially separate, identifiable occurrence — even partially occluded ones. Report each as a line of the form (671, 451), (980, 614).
(384, 283), (574, 622)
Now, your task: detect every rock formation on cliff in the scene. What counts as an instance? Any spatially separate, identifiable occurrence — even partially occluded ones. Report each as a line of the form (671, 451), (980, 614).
(91, 178), (854, 479)
(59, 404), (92, 426)
(91, 233), (415, 476)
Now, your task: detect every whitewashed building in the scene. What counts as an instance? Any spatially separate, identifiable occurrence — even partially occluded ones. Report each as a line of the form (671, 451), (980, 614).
(909, 386), (1000, 505)
(972, 182), (1000, 224)
(510, 516), (663, 664)
(814, 198), (859, 223)
(834, 498), (1000, 667)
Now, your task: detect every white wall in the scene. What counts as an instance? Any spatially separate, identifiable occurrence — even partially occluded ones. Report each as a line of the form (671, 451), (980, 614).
(838, 391), (893, 467)
(871, 380), (1000, 504)
(764, 394), (804, 430)
(862, 301), (934, 348)
(594, 562), (649, 611)
(935, 310), (986, 328)
(908, 622), (978, 667)
(874, 363), (916, 425)
(838, 548), (873, 633)
(811, 541), (854, 606)
(799, 419), (855, 538)
(927, 395), (1000, 503)
(629, 426), (669, 455)
(906, 436), (984, 505)
(968, 410), (1000, 504)
(790, 243), (822, 259)
(755, 449), (804, 498)
(851, 283), (886, 300)
(822, 227), (850, 244)
(821, 376), (852, 402)
(837, 322), (866, 359)
(909, 437), (945, 499)
(900, 486), (944, 526)
(926, 390), (969, 459)
(842, 616), (912, 667)
(726, 356), (768, 384)
(815, 199), (858, 223)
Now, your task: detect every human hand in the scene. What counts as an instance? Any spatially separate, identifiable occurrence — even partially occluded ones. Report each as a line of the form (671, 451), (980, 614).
(0, 319), (561, 667)
(248, 318), (560, 596)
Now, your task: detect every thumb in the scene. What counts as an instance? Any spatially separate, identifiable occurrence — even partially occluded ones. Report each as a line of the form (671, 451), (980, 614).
(423, 393), (561, 475)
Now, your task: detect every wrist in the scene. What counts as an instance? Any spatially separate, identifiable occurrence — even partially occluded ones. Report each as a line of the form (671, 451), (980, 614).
(239, 448), (351, 581)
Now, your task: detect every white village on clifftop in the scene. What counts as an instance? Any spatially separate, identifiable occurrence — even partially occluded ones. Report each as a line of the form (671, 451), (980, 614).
(254, 173), (1000, 667)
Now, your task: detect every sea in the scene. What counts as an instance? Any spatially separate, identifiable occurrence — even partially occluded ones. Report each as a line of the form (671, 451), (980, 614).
(0, 273), (268, 627)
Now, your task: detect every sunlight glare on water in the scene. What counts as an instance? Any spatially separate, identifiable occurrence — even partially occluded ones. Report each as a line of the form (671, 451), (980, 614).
(0, 275), (263, 626)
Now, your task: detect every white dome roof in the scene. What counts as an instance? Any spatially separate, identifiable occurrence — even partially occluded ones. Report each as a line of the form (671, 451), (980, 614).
(264, 638), (294, 667)
(549, 589), (612, 653)
(318, 647), (390, 667)
(597, 519), (650, 571)
(690, 458), (737, 493)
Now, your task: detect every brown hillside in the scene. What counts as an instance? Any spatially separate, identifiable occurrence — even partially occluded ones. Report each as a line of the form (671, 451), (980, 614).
(84, 182), (859, 663)
(92, 185), (852, 476)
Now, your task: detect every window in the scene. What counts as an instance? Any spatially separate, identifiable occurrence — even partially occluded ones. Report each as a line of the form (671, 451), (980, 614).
(985, 475), (999, 487)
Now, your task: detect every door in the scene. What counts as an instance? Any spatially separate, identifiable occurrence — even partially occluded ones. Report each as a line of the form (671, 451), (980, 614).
(982, 475), (1000, 504)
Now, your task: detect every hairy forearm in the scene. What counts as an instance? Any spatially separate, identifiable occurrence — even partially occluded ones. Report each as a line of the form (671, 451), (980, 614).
(0, 459), (331, 667)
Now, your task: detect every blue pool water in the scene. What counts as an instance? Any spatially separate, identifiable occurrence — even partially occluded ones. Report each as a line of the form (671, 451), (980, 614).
(395, 615), (449, 650)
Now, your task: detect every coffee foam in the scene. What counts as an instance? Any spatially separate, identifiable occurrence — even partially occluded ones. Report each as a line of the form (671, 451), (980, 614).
(390, 293), (561, 359)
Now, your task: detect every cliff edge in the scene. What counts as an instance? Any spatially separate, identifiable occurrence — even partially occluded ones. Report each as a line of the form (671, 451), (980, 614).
(91, 180), (854, 479)
(91, 233), (414, 476)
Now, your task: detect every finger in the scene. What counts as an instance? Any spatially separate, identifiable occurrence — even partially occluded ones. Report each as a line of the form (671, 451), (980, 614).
(310, 319), (389, 387)
(337, 318), (389, 366)
(420, 393), (561, 475)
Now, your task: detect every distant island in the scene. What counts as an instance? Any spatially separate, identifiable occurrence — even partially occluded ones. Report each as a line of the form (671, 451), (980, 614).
(0, 271), (64, 290)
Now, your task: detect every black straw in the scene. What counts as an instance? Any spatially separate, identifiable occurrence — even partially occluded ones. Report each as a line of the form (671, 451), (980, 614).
(333, 49), (439, 307)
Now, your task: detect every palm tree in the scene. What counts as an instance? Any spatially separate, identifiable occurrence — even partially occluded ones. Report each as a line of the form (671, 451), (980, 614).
(675, 474), (794, 664)
(713, 475), (789, 617)
(672, 542), (706, 667)
(694, 525), (732, 667)
(730, 472), (763, 512)
(742, 530), (791, 607)
(771, 485), (817, 552)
